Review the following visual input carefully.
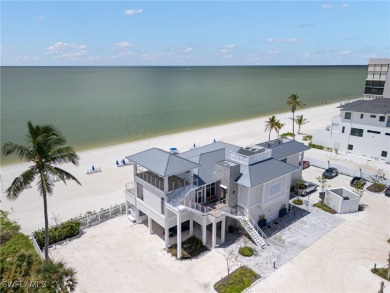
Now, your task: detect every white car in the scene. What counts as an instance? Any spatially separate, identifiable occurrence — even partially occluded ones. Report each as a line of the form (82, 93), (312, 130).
(298, 181), (319, 196)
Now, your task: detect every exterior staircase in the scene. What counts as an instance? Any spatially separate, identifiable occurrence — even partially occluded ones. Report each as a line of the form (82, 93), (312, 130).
(239, 217), (266, 247)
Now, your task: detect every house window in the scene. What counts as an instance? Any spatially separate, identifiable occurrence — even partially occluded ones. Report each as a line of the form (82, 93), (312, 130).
(350, 128), (364, 137)
(161, 197), (165, 215)
(379, 116), (385, 122)
(360, 114), (364, 119)
(342, 126), (345, 133)
(269, 182), (282, 197)
(367, 130), (380, 134)
(137, 183), (144, 200)
(381, 151), (388, 158)
(370, 115), (376, 118)
(386, 133), (390, 136)
(348, 144), (353, 150)
(344, 112), (351, 119)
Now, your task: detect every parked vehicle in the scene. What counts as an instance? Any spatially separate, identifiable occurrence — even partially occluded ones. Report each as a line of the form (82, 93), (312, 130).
(322, 167), (339, 179)
(299, 160), (310, 169)
(168, 220), (190, 237)
(298, 181), (319, 196)
(350, 177), (367, 188)
(385, 186), (390, 197)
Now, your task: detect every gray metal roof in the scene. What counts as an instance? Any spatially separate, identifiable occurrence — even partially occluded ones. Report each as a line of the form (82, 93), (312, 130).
(126, 148), (200, 177)
(179, 141), (241, 160)
(236, 158), (298, 188)
(338, 98), (390, 115)
(259, 140), (310, 160)
(195, 149), (225, 185)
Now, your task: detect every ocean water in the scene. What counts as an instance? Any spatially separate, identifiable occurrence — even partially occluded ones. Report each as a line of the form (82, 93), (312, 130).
(1, 66), (366, 164)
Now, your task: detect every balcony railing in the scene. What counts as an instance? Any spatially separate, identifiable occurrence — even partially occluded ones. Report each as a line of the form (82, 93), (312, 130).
(136, 171), (188, 192)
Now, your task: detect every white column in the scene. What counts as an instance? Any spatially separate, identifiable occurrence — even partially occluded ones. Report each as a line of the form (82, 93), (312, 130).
(135, 208), (140, 223)
(164, 177), (169, 193)
(212, 222), (216, 248)
(177, 211), (182, 259)
(189, 218), (194, 236)
(125, 201), (129, 216)
(221, 218), (226, 243)
(164, 225), (169, 249)
(202, 224), (207, 246)
(148, 216), (153, 234)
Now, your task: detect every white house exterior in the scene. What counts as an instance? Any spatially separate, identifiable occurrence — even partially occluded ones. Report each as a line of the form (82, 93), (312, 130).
(312, 58), (390, 162)
(312, 98), (390, 162)
(124, 139), (308, 258)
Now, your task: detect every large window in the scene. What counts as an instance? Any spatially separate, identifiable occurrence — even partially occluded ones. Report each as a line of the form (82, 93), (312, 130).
(269, 182), (282, 197)
(344, 112), (351, 119)
(379, 116), (385, 122)
(350, 128), (363, 137)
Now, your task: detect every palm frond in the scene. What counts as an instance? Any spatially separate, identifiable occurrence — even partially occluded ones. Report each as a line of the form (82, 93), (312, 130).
(2, 142), (31, 161)
(49, 146), (80, 166)
(5, 167), (37, 200)
(37, 171), (54, 196)
(48, 166), (82, 186)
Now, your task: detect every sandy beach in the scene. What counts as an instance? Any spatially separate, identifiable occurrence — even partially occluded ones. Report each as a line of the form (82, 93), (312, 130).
(1, 100), (388, 234)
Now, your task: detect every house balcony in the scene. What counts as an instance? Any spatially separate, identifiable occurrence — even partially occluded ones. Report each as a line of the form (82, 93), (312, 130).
(135, 170), (188, 193)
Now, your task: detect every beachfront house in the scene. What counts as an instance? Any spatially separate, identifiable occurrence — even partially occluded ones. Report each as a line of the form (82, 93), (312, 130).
(124, 139), (309, 258)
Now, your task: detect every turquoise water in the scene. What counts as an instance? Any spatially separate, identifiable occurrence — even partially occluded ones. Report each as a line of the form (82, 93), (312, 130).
(1, 66), (366, 164)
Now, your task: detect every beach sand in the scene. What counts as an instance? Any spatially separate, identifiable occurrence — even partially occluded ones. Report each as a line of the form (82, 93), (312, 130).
(1, 100), (387, 234)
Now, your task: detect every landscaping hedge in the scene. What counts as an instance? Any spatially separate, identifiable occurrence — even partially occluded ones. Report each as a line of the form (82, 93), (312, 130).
(33, 219), (81, 249)
(308, 143), (324, 150)
(239, 246), (254, 257)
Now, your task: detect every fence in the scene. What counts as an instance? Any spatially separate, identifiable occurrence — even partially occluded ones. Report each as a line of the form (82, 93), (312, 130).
(305, 157), (390, 185)
(31, 234), (45, 260)
(76, 203), (127, 229)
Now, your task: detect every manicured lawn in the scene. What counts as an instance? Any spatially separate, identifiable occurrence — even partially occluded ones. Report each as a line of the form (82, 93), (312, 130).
(214, 266), (260, 293)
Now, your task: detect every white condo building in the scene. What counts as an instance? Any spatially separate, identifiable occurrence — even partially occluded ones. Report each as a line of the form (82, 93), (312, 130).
(312, 59), (390, 162)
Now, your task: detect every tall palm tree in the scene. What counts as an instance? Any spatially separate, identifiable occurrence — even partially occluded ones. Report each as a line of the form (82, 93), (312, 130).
(2, 121), (81, 261)
(275, 121), (285, 139)
(295, 114), (309, 134)
(287, 93), (304, 139)
(264, 115), (279, 143)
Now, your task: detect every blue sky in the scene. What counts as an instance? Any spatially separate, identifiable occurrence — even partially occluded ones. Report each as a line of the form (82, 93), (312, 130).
(1, 1), (389, 66)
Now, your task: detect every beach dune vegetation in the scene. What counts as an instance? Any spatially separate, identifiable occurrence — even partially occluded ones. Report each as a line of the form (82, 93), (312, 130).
(287, 93), (305, 138)
(2, 121), (81, 261)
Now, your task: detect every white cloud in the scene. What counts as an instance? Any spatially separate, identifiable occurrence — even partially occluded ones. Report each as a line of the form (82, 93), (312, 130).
(124, 9), (143, 15)
(112, 41), (135, 57)
(47, 42), (86, 53)
(37, 16), (44, 21)
(219, 44), (237, 57)
(266, 38), (298, 43)
(225, 44), (236, 49)
(322, 2), (348, 9)
(54, 50), (88, 60)
(115, 41), (131, 48)
(184, 48), (193, 53)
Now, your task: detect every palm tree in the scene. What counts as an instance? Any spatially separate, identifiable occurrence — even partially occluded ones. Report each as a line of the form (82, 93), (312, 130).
(2, 121), (81, 261)
(35, 260), (78, 292)
(287, 93), (304, 139)
(275, 121), (285, 139)
(295, 115), (309, 134)
(264, 115), (279, 143)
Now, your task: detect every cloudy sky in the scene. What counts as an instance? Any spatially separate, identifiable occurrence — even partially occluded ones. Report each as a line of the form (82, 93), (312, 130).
(1, 1), (389, 66)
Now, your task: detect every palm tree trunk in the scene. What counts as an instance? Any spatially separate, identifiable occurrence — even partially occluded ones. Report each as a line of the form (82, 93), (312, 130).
(268, 130), (271, 143)
(292, 112), (295, 140)
(42, 191), (49, 261)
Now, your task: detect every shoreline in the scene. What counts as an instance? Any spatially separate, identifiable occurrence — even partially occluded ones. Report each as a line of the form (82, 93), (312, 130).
(1, 97), (359, 167)
(1, 99), (368, 234)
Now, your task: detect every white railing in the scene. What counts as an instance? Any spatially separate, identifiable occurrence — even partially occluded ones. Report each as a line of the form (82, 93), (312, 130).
(305, 157), (390, 185)
(167, 179), (198, 207)
(219, 206), (268, 243)
(182, 200), (213, 214)
(31, 234), (45, 260)
(76, 203), (127, 229)
(229, 149), (272, 165)
(136, 172), (163, 190)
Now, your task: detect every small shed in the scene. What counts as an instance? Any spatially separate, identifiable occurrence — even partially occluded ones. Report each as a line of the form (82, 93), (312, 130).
(324, 188), (360, 214)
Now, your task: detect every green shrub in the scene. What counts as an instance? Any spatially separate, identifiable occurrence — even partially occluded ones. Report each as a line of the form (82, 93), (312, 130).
(292, 199), (303, 205)
(214, 266), (260, 293)
(313, 203), (337, 214)
(239, 246), (254, 257)
(33, 219), (81, 249)
(168, 236), (207, 259)
(280, 132), (295, 138)
(308, 143), (324, 150)
(371, 268), (390, 281)
(0, 210), (21, 245)
(303, 135), (312, 142)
